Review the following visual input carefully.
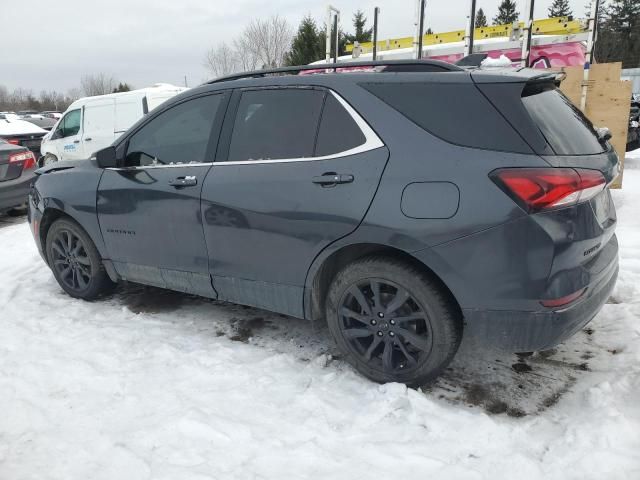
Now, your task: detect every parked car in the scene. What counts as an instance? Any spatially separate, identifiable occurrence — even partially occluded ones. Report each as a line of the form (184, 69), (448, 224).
(39, 83), (187, 166)
(0, 117), (47, 156)
(628, 96), (639, 151)
(16, 110), (39, 117)
(0, 140), (37, 212)
(21, 114), (58, 131)
(41, 111), (62, 120)
(28, 60), (619, 386)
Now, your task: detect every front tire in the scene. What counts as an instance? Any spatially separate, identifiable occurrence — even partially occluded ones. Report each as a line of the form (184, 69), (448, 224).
(45, 218), (114, 300)
(41, 154), (58, 167)
(325, 257), (462, 386)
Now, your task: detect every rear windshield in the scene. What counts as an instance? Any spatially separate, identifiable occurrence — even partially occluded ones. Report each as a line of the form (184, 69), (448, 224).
(521, 84), (605, 155)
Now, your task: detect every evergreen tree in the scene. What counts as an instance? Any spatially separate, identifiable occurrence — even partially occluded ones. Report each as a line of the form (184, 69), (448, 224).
(285, 16), (324, 66)
(548, 0), (573, 17)
(112, 82), (131, 93)
(595, 0), (640, 67)
(426, 27), (434, 35)
(476, 8), (488, 27)
(493, 0), (519, 24)
(353, 10), (372, 43)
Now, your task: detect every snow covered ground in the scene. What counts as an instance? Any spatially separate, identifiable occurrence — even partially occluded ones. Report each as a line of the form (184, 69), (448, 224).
(1, 152), (640, 480)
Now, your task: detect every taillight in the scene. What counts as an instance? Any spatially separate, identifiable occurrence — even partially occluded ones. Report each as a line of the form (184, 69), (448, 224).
(490, 168), (606, 213)
(7, 139), (20, 145)
(540, 288), (586, 308)
(9, 151), (37, 169)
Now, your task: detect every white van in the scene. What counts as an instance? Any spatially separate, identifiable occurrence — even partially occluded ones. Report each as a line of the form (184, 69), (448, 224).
(40, 83), (187, 165)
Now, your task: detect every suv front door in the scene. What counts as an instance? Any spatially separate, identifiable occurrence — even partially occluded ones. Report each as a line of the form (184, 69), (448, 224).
(201, 87), (388, 317)
(97, 92), (228, 297)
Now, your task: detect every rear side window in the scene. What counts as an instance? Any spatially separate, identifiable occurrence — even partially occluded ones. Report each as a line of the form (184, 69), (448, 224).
(315, 94), (366, 156)
(228, 89), (325, 161)
(521, 84), (605, 155)
(362, 82), (532, 153)
(126, 94), (221, 165)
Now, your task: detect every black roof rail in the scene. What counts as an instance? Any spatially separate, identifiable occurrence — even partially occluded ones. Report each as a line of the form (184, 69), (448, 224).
(207, 59), (463, 84)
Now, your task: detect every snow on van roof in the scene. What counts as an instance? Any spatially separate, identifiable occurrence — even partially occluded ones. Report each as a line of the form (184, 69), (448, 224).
(67, 84), (189, 109)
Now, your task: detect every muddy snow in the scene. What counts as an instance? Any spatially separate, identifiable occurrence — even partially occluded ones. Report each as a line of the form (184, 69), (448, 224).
(1, 152), (639, 479)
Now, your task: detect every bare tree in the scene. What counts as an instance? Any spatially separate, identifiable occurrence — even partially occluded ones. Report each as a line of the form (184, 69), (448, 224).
(232, 37), (260, 72)
(242, 15), (293, 68)
(204, 42), (238, 78)
(81, 73), (116, 96)
(203, 15), (292, 78)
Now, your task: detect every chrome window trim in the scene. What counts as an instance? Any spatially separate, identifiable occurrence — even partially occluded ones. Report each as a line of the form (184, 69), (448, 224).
(107, 89), (383, 171)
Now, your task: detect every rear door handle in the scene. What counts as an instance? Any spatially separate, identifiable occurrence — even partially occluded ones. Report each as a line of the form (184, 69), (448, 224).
(168, 175), (197, 188)
(85, 137), (92, 141)
(312, 173), (354, 186)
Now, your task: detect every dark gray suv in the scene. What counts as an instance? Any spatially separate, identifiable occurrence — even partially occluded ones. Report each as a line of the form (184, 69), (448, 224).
(28, 60), (619, 385)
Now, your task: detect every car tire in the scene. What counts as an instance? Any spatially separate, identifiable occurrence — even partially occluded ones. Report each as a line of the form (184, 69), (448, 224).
(45, 218), (115, 300)
(41, 154), (58, 167)
(325, 256), (462, 386)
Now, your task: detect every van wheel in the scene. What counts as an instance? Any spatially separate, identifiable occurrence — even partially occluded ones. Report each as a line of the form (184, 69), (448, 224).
(42, 154), (58, 167)
(325, 257), (462, 387)
(45, 218), (114, 300)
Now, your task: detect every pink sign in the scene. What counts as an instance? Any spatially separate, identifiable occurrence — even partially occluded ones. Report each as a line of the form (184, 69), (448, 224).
(430, 41), (586, 68)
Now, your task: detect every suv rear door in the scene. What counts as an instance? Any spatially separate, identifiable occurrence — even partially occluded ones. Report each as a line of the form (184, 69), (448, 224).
(201, 86), (388, 317)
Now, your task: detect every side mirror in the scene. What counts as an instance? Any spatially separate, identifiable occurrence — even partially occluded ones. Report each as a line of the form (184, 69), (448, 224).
(95, 146), (118, 168)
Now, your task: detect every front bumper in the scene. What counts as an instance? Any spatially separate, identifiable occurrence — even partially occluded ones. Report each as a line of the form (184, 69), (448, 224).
(462, 258), (618, 352)
(0, 168), (36, 211)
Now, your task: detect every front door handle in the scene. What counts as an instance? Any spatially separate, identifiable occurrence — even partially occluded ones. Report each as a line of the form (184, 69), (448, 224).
(168, 175), (197, 188)
(312, 173), (354, 186)
(85, 137), (92, 141)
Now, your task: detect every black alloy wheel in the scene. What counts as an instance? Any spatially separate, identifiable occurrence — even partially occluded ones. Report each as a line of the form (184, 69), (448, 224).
(50, 228), (93, 292)
(326, 257), (461, 386)
(339, 278), (433, 373)
(45, 218), (115, 300)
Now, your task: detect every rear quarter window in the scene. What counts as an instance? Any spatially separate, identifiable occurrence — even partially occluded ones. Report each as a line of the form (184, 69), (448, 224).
(361, 82), (532, 153)
(521, 84), (605, 155)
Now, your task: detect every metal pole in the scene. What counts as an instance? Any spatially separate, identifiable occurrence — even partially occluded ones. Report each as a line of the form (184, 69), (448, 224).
(412, 0), (421, 58)
(581, 0), (600, 110)
(373, 7), (379, 60)
(520, 0), (535, 67)
(463, 0), (477, 57)
(417, 0), (426, 59)
(333, 13), (339, 63)
(325, 6), (333, 62)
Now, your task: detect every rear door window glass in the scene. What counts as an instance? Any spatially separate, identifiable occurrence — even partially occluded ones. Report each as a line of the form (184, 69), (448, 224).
(521, 84), (605, 155)
(362, 82), (532, 153)
(126, 94), (222, 166)
(228, 89), (325, 161)
(315, 94), (366, 156)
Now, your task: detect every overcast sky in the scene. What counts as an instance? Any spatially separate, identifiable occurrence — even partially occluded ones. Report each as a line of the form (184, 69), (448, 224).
(3, 0), (586, 93)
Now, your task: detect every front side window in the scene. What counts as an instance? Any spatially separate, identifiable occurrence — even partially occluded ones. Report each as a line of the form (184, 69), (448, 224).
(56, 109), (81, 138)
(227, 89), (325, 161)
(126, 94), (222, 166)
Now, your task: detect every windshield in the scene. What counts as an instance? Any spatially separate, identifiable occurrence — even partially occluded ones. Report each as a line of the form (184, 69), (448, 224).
(522, 84), (605, 155)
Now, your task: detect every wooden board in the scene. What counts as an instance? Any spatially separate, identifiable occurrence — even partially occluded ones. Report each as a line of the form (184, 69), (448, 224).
(559, 62), (632, 188)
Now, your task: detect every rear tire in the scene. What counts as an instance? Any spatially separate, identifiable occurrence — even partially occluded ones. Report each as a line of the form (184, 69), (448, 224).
(325, 256), (462, 387)
(45, 218), (114, 300)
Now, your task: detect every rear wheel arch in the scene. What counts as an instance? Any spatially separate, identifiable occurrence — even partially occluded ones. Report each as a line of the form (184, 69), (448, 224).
(307, 243), (462, 324)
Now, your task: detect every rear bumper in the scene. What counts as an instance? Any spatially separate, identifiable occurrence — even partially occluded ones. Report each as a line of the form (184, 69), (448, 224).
(0, 169), (35, 211)
(463, 257), (618, 352)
